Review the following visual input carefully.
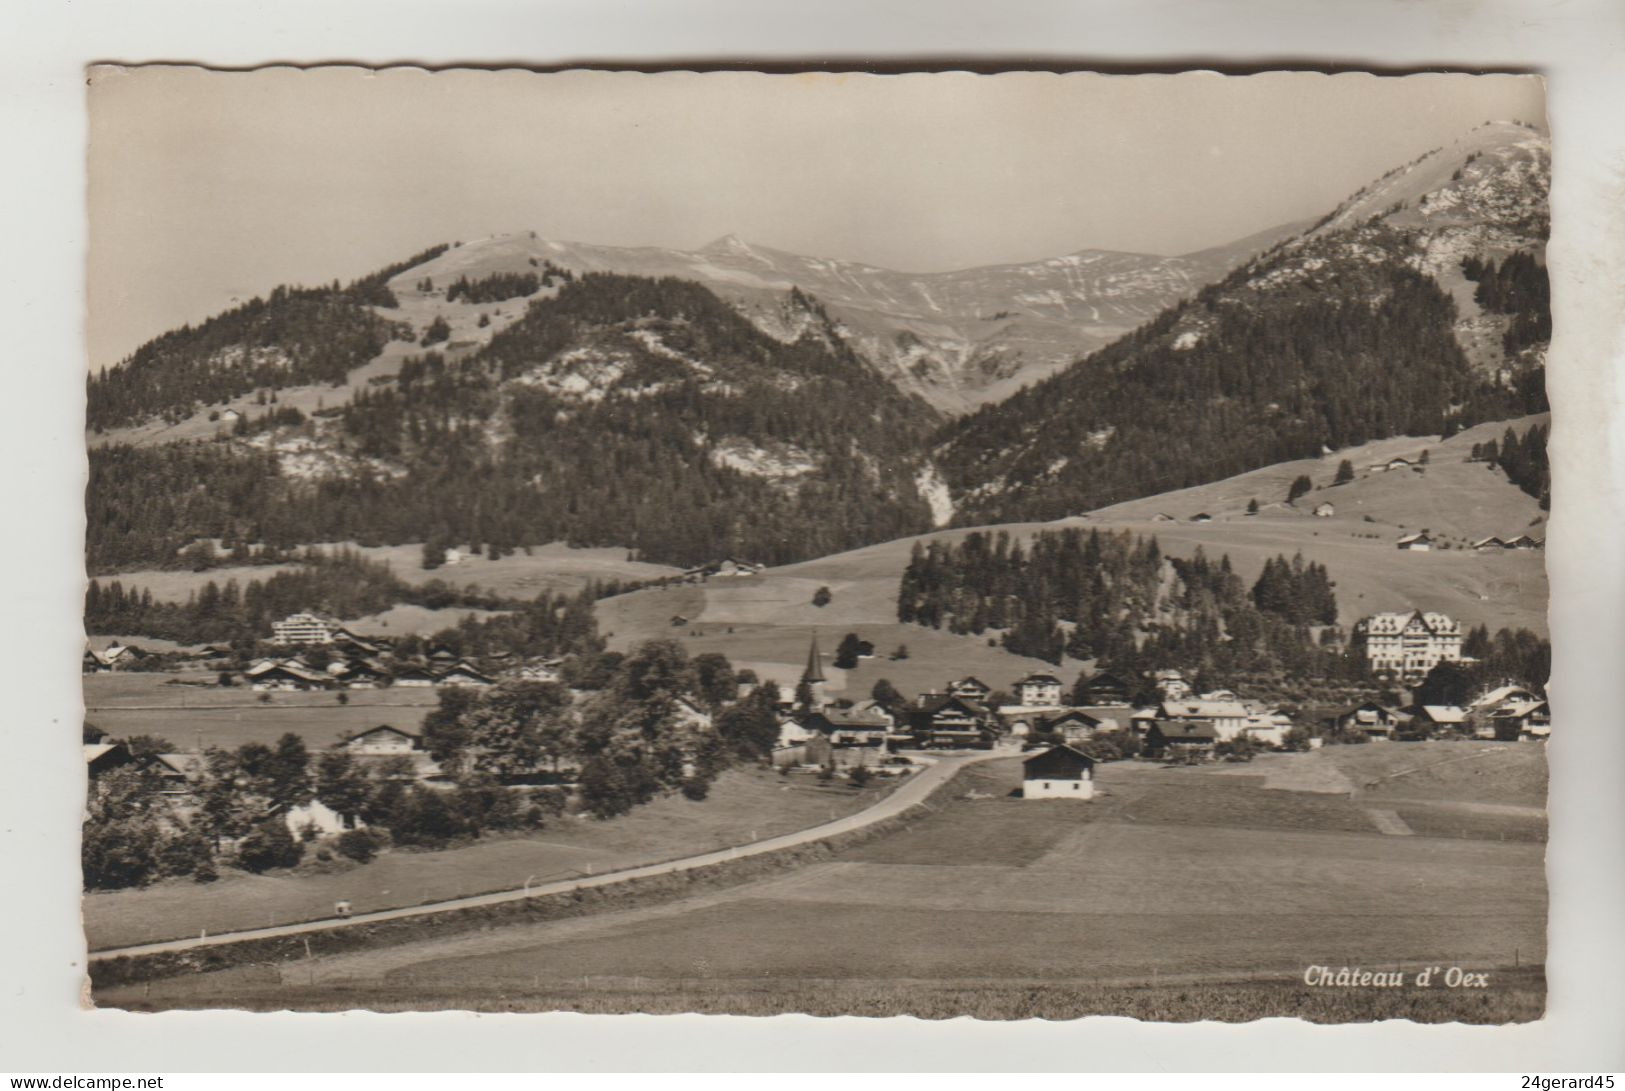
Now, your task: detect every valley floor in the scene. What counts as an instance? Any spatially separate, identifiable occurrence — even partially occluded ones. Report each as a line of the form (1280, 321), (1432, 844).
(99, 744), (1547, 1023)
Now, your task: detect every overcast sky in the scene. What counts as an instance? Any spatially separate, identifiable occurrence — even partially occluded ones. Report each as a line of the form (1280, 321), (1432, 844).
(86, 68), (1545, 368)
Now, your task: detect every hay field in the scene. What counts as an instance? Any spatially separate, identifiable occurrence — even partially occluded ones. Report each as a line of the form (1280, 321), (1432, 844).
(111, 752), (1547, 1020)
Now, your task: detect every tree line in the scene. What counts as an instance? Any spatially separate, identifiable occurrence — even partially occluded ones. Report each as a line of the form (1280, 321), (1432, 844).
(1470, 422), (1550, 509)
(897, 527), (1356, 684)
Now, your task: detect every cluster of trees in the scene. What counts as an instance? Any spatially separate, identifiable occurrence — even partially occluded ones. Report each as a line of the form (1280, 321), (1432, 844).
(83, 547), (528, 647)
(1415, 626), (1551, 707)
(897, 527), (1355, 683)
(936, 226), (1530, 526)
(419, 640), (776, 818)
(87, 279), (418, 431)
(1250, 554), (1338, 625)
(443, 263), (569, 304)
(1471, 422), (1550, 508)
(1461, 250), (1551, 358)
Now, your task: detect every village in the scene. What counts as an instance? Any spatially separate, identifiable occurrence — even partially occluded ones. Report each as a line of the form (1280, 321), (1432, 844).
(84, 598), (1552, 853)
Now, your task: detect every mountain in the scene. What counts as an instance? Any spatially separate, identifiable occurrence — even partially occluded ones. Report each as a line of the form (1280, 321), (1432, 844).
(932, 121), (1550, 526)
(390, 222), (1308, 415)
(87, 273), (944, 573)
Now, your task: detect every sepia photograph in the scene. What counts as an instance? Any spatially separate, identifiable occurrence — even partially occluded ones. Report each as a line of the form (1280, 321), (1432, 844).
(79, 67), (1554, 1025)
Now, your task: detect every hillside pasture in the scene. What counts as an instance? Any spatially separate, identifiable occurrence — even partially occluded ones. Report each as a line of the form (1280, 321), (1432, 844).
(1321, 740), (1549, 807)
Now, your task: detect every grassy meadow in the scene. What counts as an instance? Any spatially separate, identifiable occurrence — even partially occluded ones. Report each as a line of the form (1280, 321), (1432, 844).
(84, 765), (898, 950)
(102, 748), (1547, 1021)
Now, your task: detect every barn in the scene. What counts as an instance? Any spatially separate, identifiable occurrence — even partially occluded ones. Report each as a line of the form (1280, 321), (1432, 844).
(1022, 744), (1096, 799)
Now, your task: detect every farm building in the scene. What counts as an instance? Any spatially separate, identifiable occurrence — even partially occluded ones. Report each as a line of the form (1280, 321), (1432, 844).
(1506, 534), (1544, 550)
(1022, 745), (1096, 799)
(682, 558), (764, 581)
(339, 725), (421, 755)
(1013, 673), (1065, 708)
(1472, 536), (1508, 551)
(1395, 532), (1433, 551)
(438, 661), (496, 687)
(393, 664), (438, 688)
(1352, 610), (1463, 679)
(1313, 502), (1335, 518)
(1408, 705), (1468, 733)
(1034, 709), (1112, 744)
(1189, 512), (1213, 523)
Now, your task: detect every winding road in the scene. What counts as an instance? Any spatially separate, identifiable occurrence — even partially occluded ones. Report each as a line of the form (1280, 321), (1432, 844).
(89, 748), (1009, 962)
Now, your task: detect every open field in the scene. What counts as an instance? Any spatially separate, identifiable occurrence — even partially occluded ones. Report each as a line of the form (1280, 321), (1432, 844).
(84, 765), (897, 950)
(104, 750), (1546, 1019)
(95, 541), (679, 609)
(1322, 740), (1549, 807)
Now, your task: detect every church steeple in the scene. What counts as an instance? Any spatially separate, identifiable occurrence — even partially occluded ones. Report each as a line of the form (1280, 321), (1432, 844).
(802, 635), (826, 684)
(799, 634), (827, 710)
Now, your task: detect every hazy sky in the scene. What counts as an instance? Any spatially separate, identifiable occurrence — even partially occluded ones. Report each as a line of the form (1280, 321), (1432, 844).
(87, 68), (1545, 368)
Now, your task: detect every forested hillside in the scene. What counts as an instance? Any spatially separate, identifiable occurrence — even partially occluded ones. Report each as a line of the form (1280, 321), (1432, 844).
(86, 246), (449, 430)
(87, 274), (941, 572)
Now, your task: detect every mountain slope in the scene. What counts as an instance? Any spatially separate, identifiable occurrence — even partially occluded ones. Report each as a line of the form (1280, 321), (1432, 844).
(933, 121), (1550, 526)
(392, 222), (1308, 415)
(88, 274), (943, 572)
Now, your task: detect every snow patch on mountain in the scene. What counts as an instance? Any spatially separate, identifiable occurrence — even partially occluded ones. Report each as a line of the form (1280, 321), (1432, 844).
(710, 437), (818, 480)
(914, 464), (955, 527)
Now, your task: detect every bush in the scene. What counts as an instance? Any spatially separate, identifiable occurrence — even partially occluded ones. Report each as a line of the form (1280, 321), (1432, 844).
(680, 776), (711, 801)
(235, 818), (304, 873)
(335, 827), (387, 863)
(812, 586), (832, 607)
(847, 766), (871, 788)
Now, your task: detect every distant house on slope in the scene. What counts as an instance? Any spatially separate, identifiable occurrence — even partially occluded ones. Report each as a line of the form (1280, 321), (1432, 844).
(1313, 502), (1335, 518)
(339, 724), (421, 755)
(1472, 536), (1508, 551)
(1022, 745), (1096, 799)
(1075, 669), (1137, 706)
(1396, 532), (1433, 551)
(1189, 512), (1213, 524)
(1142, 720), (1218, 757)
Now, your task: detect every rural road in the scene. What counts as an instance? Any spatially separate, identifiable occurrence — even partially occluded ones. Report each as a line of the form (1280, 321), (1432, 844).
(89, 748), (1011, 962)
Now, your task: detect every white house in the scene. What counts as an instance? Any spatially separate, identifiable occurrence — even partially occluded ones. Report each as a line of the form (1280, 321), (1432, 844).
(1013, 673), (1065, 708)
(1157, 699), (1250, 741)
(271, 612), (338, 646)
(1022, 745), (1096, 800)
(1313, 502), (1335, 518)
(340, 725), (420, 755)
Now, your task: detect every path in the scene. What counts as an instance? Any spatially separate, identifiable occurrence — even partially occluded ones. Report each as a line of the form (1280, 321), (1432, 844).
(89, 749), (1007, 962)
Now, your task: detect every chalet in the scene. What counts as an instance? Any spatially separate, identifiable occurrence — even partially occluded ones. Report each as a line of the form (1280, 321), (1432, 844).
(150, 753), (201, 796)
(428, 646), (459, 663)
(1143, 720), (1218, 756)
(339, 725), (421, 755)
(1468, 683), (1543, 717)
(1152, 513), (1176, 523)
(219, 408), (241, 422)
(1013, 673), (1065, 708)
(338, 658), (391, 689)
(1034, 708), (1113, 745)
(1489, 700), (1550, 740)
(393, 664), (438, 688)
(1352, 610), (1462, 679)
(270, 612), (339, 646)
(1506, 535), (1544, 551)
(94, 643), (148, 671)
(1158, 698), (1249, 740)
(1190, 512), (1213, 524)
(82, 648), (112, 674)
(850, 699), (898, 728)
(812, 709), (890, 748)
(1408, 705), (1468, 735)
(1327, 701), (1404, 740)
(437, 661), (495, 687)
(1075, 670), (1136, 706)
(519, 659), (563, 683)
(670, 614), (690, 627)
(1022, 745), (1096, 800)
(1313, 502), (1335, 518)
(1472, 536), (1508, 551)
(245, 658), (329, 691)
(330, 629), (384, 656)
(1395, 532), (1433, 551)
(911, 694), (996, 749)
(84, 742), (138, 780)
(1386, 457), (1414, 471)
(1240, 706), (1294, 747)
(946, 676), (993, 702)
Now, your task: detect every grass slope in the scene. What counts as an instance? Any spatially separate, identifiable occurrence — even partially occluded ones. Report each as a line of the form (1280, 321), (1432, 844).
(593, 417), (1548, 700)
